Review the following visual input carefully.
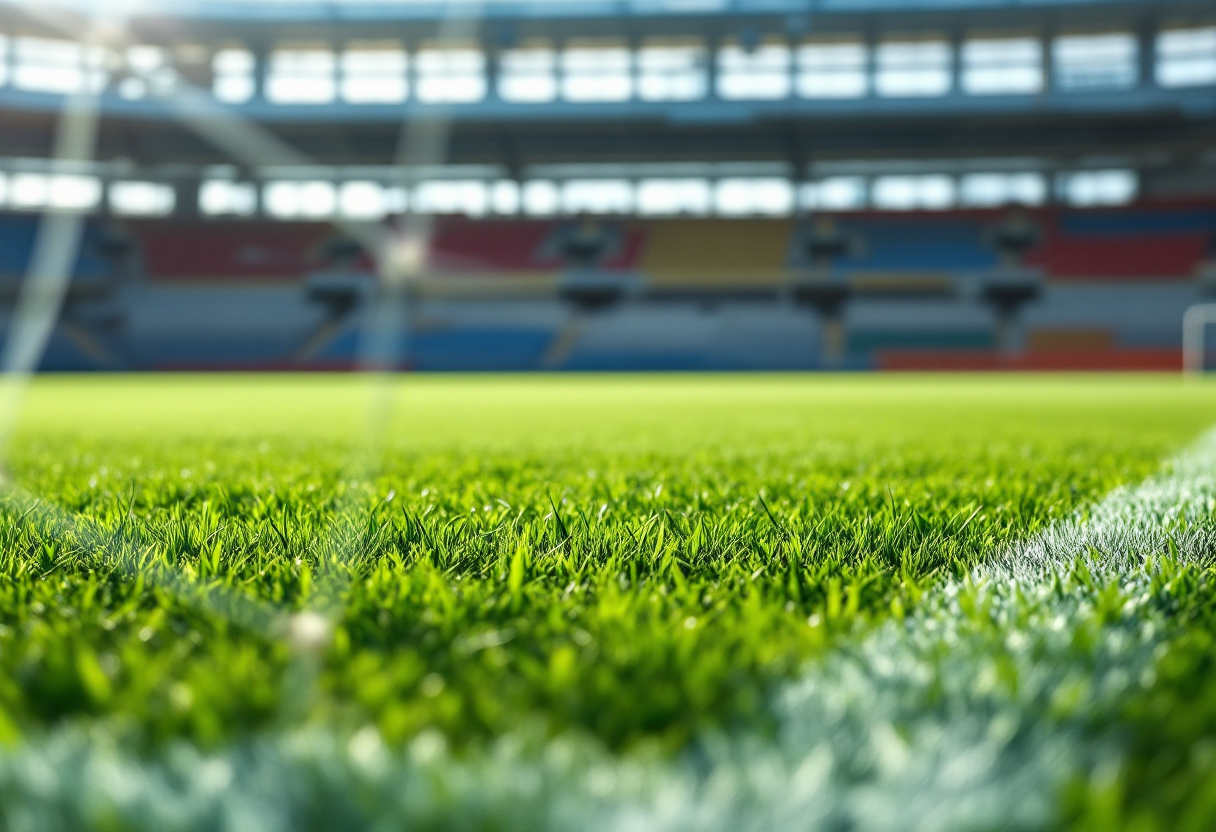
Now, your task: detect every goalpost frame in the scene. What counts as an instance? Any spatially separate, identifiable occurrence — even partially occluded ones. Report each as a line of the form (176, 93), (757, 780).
(1182, 303), (1216, 377)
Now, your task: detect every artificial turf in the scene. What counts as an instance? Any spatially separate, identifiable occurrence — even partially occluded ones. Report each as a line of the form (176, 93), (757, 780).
(1, 373), (1215, 829)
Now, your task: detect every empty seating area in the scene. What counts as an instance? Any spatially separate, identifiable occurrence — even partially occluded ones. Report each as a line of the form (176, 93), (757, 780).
(429, 219), (644, 274)
(828, 215), (1000, 275)
(0, 213), (110, 282)
(1025, 204), (1216, 280)
(639, 219), (792, 290)
(0, 200), (1212, 289)
(134, 220), (335, 281)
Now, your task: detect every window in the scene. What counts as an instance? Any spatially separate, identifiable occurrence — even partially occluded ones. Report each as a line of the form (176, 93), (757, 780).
(962, 38), (1043, 95)
(522, 180), (560, 216)
(263, 181), (337, 218)
(637, 44), (707, 101)
(415, 48), (485, 103)
(872, 175), (955, 210)
(0, 171), (8, 206)
(341, 47), (407, 103)
(119, 45), (176, 100)
(959, 173), (1046, 206)
(499, 46), (557, 103)
(200, 180), (257, 216)
(717, 43), (791, 100)
(267, 49), (335, 104)
(490, 181), (520, 215)
(109, 181), (175, 216)
(1059, 169), (1137, 206)
(800, 177), (867, 211)
(13, 37), (105, 95)
(1054, 34), (1137, 90)
(561, 180), (633, 214)
(413, 180), (488, 215)
(797, 42), (867, 99)
(875, 41), (952, 97)
(9, 173), (101, 212)
(1157, 28), (1216, 88)
(213, 48), (255, 103)
(338, 181), (390, 219)
(636, 179), (711, 215)
(714, 178), (794, 216)
(0, 36), (7, 88)
(562, 44), (632, 102)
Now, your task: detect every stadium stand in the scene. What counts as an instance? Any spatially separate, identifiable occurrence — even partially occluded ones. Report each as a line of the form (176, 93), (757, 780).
(0, 213), (109, 281)
(1025, 203), (1216, 281)
(829, 215), (999, 274)
(133, 220), (334, 282)
(119, 203), (1216, 288)
(640, 220), (791, 292)
(0, 0), (1214, 371)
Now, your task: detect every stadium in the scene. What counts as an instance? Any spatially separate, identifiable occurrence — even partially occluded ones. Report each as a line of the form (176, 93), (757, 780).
(1, 0), (1216, 829)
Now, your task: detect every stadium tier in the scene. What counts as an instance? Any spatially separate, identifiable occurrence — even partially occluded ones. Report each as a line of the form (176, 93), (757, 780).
(3, 202), (1210, 287)
(1, 198), (1212, 371)
(0, 0), (1214, 371)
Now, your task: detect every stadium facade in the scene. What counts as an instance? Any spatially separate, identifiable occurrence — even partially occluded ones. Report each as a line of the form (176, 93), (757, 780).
(0, 0), (1213, 371)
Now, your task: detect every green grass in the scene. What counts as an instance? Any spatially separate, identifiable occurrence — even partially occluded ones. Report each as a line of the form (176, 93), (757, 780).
(1, 373), (1216, 829)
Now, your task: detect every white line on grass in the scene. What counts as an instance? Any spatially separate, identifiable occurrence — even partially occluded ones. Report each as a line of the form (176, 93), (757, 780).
(2, 429), (1216, 831)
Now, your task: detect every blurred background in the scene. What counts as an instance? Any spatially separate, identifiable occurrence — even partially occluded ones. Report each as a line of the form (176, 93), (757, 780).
(0, 0), (1214, 373)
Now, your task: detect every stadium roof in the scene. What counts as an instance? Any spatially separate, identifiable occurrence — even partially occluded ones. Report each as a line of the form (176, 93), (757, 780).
(7, 0), (1210, 23)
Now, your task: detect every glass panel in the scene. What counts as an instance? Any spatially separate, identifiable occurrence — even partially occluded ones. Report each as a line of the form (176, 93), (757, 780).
(264, 180), (337, 218)
(801, 177), (867, 210)
(959, 172), (1046, 206)
(499, 47), (557, 103)
(636, 178), (711, 215)
(797, 42), (867, 99)
(109, 181), (176, 216)
(714, 178), (794, 216)
(415, 48), (485, 103)
(562, 46), (632, 102)
(962, 38), (1043, 95)
(875, 41), (952, 97)
(872, 175), (956, 209)
(341, 48), (408, 103)
(267, 49), (336, 104)
(1054, 34), (1138, 90)
(213, 48), (255, 103)
(1157, 28), (1216, 88)
(1059, 169), (1137, 206)
(199, 180), (257, 216)
(717, 44), (791, 101)
(637, 44), (707, 102)
(413, 180), (489, 215)
(13, 37), (105, 95)
(561, 179), (634, 214)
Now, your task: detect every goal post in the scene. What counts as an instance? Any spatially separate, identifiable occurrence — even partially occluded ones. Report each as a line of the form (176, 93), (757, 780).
(1182, 303), (1216, 376)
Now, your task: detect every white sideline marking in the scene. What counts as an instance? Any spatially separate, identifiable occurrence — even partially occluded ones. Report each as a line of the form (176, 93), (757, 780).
(3, 430), (1216, 831)
(991, 426), (1216, 579)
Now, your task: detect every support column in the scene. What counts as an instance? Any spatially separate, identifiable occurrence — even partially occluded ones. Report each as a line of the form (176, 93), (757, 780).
(1138, 24), (1157, 89)
(1040, 30), (1054, 94)
(949, 30), (963, 96)
(483, 41), (501, 103)
(174, 177), (201, 220)
(864, 28), (878, 98)
(251, 43), (269, 103)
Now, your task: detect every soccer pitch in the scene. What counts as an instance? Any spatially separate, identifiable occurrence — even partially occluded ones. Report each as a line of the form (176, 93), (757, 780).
(2, 374), (1216, 830)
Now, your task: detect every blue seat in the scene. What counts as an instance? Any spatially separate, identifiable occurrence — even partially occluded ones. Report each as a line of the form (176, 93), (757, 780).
(834, 218), (999, 273)
(1058, 209), (1216, 237)
(0, 213), (111, 280)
